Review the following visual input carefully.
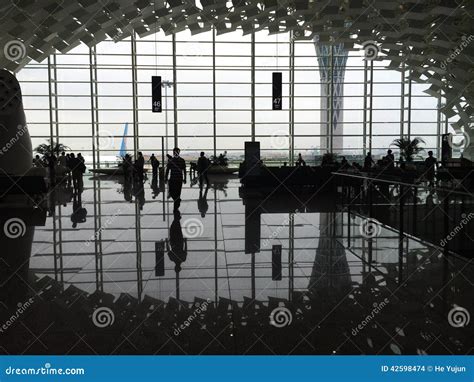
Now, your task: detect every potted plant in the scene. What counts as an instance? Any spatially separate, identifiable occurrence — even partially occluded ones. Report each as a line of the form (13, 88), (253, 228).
(34, 139), (70, 157)
(390, 136), (425, 162)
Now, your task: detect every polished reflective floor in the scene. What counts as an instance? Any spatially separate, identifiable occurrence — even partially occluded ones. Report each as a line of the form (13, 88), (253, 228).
(0, 174), (472, 355)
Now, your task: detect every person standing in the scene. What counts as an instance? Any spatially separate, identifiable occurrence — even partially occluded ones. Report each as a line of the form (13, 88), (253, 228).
(166, 147), (186, 211)
(296, 153), (306, 166)
(135, 152), (145, 183)
(70, 153), (83, 192)
(425, 150), (438, 187)
(385, 149), (395, 169)
(197, 151), (210, 187)
(363, 152), (375, 171)
(150, 153), (160, 179)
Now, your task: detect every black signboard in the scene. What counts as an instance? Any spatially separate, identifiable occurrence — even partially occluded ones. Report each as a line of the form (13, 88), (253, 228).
(272, 244), (282, 281)
(272, 72), (282, 110)
(155, 240), (165, 276)
(152, 76), (162, 113)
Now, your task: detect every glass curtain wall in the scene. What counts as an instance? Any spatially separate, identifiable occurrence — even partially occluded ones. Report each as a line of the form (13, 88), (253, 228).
(17, 29), (445, 165)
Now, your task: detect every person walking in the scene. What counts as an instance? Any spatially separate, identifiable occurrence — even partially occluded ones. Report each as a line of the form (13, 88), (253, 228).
(165, 147), (186, 211)
(150, 153), (160, 179)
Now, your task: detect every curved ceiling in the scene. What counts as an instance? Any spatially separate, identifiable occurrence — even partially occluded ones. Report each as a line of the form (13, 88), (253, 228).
(1, 0), (473, 138)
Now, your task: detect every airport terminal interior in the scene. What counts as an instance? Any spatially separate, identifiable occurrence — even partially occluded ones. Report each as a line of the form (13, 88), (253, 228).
(0, 0), (472, 355)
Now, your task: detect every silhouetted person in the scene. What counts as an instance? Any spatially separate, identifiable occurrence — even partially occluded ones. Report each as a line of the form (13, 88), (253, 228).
(58, 151), (67, 167)
(385, 149), (395, 169)
(363, 152), (375, 171)
(425, 150), (438, 187)
(197, 151), (210, 186)
(166, 147), (186, 212)
(198, 185), (209, 217)
(167, 210), (188, 299)
(69, 153), (84, 192)
(296, 153), (306, 166)
(45, 152), (57, 186)
(33, 154), (42, 167)
(135, 152), (145, 183)
(340, 156), (348, 169)
(150, 153), (159, 179)
(66, 153), (73, 185)
(71, 189), (87, 228)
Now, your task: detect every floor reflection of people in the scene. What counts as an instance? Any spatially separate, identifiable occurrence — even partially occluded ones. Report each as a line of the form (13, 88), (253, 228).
(166, 147), (186, 212)
(71, 189), (87, 228)
(151, 173), (164, 199)
(167, 210), (187, 300)
(133, 180), (146, 210)
(123, 175), (133, 202)
(198, 184), (209, 217)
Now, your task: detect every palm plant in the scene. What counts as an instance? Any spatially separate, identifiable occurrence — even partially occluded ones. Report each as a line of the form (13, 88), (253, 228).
(34, 139), (70, 157)
(391, 136), (425, 162)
